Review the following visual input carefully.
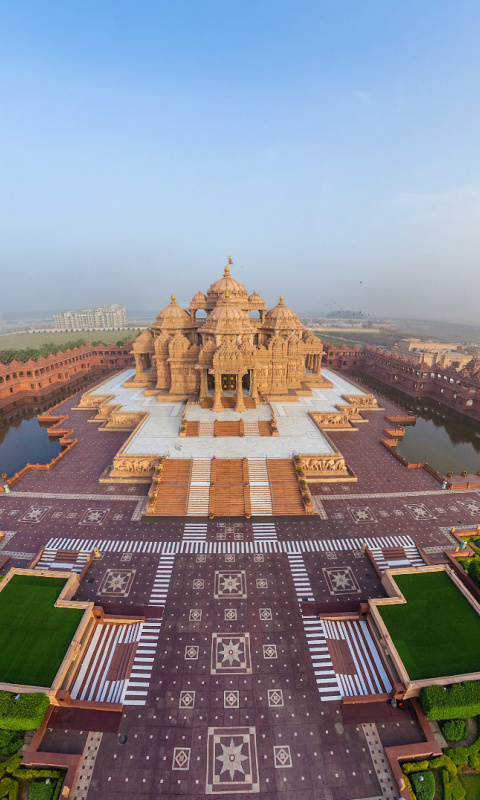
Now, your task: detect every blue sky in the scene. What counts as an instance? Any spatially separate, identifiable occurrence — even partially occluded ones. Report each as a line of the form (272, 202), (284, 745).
(1, 1), (479, 322)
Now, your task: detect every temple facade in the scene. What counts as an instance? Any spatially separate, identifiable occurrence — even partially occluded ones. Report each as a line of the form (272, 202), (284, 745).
(131, 265), (325, 411)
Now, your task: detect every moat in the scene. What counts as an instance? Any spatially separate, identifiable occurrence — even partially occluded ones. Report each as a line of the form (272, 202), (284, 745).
(352, 372), (480, 475)
(0, 414), (62, 477)
(2, 369), (480, 479)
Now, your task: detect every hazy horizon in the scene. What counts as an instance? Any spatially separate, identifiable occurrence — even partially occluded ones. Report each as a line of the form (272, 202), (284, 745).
(1, 2), (480, 323)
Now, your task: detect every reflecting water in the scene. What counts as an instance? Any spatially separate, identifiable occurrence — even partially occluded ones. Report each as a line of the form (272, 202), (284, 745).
(0, 415), (62, 477)
(351, 372), (480, 475)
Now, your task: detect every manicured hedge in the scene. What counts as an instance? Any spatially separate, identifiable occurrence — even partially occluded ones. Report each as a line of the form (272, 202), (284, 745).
(442, 769), (466, 800)
(0, 754), (62, 800)
(442, 719), (468, 742)
(420, 682), (480, 720)
(0, 730), (23, 756)
(0, 693), (49, 731)
(468, 559), (480, 588)
(0, 757), (21, 781)
(0, 777), (17, 800)
(411, 771), (435, 800)
(28, 782), (54, 800)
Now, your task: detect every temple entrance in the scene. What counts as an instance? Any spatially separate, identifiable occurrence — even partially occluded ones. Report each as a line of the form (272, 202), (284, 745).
(242, 371), (251, 391)
(141, 353), (151, 371)
(207, 372), (215, 392)
(221, 374), (236, 392)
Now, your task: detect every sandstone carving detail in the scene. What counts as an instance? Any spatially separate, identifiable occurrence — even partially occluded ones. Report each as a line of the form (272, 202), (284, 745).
(113, 457), (157, 474)
(298, 455), (349, 476)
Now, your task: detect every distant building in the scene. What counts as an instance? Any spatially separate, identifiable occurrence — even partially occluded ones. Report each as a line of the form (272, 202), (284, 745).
(54, 304), (127, 332)
(393, 338), (471, 368)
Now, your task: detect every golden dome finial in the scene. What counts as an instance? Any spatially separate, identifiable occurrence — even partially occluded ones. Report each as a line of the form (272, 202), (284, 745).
(279, 295), (284, 302)
(171, 294), (176, 301)
(224, 264), (230, 275)
(225, 290), (230, 299)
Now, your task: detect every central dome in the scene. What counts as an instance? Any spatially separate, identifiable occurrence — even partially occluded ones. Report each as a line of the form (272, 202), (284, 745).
(207, 265), (248, 300)
(201, 291), (255, 335)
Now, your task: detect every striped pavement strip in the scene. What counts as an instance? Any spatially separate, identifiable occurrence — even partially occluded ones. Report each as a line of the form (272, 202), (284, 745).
(288, 553), (314, 601)
(9, 491), (145, 501)
(302, 617), (341, 702)
(252, 522), (277, 540)
(150, 553), (175, 606)
(44, 534), (416, 555)
(123, 620), (162, 706)
(320, 489), (469, 500)
(182, 523), (208, 542)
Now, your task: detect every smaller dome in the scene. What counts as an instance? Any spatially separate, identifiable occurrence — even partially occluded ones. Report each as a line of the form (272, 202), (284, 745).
(248, 290), (265, 305)
(191, 290), (207, 304)
(133, 328), (154, 352)
(265, 296), (303, 330)
(155, 295), (191, 328)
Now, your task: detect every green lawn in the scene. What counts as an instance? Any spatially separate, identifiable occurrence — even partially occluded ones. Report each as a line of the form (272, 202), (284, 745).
(377, 571), (480, 681)
(459, 773), (480, 800)
(0, 575), (85, 687)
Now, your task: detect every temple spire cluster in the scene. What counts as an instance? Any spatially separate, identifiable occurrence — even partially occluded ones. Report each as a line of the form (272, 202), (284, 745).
(132, 264), (324, 410)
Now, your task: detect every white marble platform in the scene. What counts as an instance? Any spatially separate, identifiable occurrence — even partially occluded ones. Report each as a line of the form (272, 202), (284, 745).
(87, 368), (365, 459)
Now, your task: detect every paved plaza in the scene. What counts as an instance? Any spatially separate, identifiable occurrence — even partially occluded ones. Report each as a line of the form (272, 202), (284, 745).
(1, 373), (480, 800)
(86, 367), (363, 458)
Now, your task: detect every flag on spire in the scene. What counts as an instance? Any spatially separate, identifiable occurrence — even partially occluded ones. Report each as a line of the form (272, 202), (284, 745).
(227, 254), (233, 265)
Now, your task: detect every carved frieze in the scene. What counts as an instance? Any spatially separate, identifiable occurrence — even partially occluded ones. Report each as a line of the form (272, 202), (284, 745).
(111, 456), (157, 475)
(342, 394), (380, 408)
(297, 454), (349, 477)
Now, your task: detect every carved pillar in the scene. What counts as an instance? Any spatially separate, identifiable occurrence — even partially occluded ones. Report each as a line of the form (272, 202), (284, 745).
(251, 369), (258, 401)
(199, 368), (207, 400)
(212, 372), (223, 412)
(235, 372), (246, 412)
(134, 353), (143, 377)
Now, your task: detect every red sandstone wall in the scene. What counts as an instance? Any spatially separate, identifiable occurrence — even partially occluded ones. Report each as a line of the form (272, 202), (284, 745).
(321, 343), (480, 422)
(0, 343), (134, 412)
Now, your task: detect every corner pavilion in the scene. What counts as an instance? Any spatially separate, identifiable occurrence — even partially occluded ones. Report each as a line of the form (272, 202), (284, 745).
(130, 265), (327, 410)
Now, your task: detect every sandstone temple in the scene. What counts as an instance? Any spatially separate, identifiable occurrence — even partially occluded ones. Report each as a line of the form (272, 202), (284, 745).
(75, 263), (381, 516)
(129, 265), (327, 409)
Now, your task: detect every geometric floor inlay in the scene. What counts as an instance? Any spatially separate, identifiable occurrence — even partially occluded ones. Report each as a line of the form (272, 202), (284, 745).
(459, 499), (480, 515)
(274, 744), (292, 768)
(323, 566), (361, 595)
(206, 726), (259, 794)
(98, 569), (136, 597)
(19, 506), (50, 523)
(268, 688), (284, 707)
(404, 503), (436, 520)
(211, 633), (252, 674)
(79, 508), (110, 525)
(348, 507), (377, 523)
(214, 571), (248, 599)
